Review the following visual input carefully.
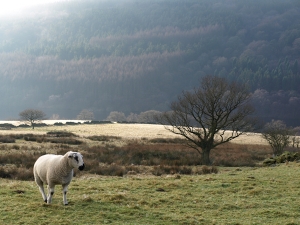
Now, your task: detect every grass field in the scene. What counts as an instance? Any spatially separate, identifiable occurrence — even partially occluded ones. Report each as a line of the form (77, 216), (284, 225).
(1, 164), (300, 224)
(0, 123), (299, 224)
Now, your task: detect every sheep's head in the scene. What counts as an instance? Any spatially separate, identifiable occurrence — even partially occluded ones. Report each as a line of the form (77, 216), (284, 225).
(67, 151), (85, 171)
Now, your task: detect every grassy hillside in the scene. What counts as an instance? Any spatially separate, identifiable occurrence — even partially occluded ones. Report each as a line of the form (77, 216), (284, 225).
(1, 164), (300, 224)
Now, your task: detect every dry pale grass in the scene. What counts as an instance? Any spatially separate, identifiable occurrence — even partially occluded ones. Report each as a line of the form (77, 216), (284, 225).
(0, 122), (268, 145)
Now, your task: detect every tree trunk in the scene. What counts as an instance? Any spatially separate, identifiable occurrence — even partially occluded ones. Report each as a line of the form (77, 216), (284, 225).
(201, 148), (211, 165)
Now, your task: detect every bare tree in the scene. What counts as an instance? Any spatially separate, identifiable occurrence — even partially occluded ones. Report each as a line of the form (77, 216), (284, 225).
(291, 136), (300, 148)
(126, 110), (162, 123)
(138, 110), (161, 123)
(76, 109), (94, 120)
(19, 109), (46, 129)
(262, 120), (291, 156)
(50, 114), (60, 120)
(127, 113), (139, 123)
(106, 111), (126, 122)
(291, 127), (300, 148)
(157, 75), (256, 165)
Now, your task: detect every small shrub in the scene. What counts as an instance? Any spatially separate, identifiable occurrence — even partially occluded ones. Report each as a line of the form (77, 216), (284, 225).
(34, 123), (48, 127)
(179, 166), (193, 174)
(0, 167), (12, 178)
(84, 159), (100, 171)
(152, 165), (193, 176)
(201, 165), (219, 174)
(0, 152), (39, 169)
(66, 122), (79, 125)
(48, 138), (83, 145)
(53, 122), (64, 126)
(149, 138), (169, 143)
(58, 144), (71, 149)
(0, 166), (34, 180)
(47, 131), (77, 137)
(24, 134), (41, 142)
(14, 167), (34, 180)
(262, 158), (276, 166)
(0, 144), (8, 150)
(12, 145), (20, 150)
(2, 123), (15, 128)
(87, 135), (121, 142)
(152, 166), (164, 176)
(17, 124), (30, 128)
(12, 134), (26, 140)
(124, 165), (142, 175)
(25, 136), (46, 142)
(0, 135), (16, 143)
(149, 138), (185, 144)
(85, 120), (112, 124)
(263, 151), (300, 166)
(0, 123), (15, 129)
(94, 164), (125, 176)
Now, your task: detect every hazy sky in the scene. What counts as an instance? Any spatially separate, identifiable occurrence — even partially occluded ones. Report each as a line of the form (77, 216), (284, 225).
(0, 0), (64, 16)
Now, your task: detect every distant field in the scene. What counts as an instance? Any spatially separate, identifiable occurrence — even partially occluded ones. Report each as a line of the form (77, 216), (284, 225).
(0, 121), (268, 145)
(0, 122), (273, 178)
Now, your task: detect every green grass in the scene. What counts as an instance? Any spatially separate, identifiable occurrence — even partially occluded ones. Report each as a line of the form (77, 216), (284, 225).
(1, 163), (300, 224)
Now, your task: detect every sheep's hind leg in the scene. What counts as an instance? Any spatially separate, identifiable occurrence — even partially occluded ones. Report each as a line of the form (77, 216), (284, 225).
(39, 186), (47, 203)
(35, 177), (47, 202)
(62, 184), (69, 205)
(47, 185), (55, 204)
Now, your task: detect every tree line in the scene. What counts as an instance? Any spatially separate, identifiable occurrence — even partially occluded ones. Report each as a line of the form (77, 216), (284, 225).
(0, 0), (299, 125)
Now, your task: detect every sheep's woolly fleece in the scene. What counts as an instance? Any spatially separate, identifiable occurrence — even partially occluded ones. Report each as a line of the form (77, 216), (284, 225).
(33, 151), (85, 205)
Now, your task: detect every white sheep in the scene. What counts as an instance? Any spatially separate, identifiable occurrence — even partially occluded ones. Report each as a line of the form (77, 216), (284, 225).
(33, 151), (85, 205)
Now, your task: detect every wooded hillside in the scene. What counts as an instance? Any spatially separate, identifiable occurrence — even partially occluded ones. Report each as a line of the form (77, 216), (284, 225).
(0, 0), (299, 125)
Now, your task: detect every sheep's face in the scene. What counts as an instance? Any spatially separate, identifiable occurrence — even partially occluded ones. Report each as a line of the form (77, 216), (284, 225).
(68, 152), (85, 171)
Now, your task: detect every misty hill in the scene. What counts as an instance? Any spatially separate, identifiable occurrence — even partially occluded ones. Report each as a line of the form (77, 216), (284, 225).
(0, 0), (299, 125)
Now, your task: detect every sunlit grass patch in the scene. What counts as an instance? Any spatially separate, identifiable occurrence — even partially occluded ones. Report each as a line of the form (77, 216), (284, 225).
(1, 164), (300, 224)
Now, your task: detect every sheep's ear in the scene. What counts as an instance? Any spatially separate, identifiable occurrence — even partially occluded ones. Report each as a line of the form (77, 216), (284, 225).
(67, 151), (74, 158)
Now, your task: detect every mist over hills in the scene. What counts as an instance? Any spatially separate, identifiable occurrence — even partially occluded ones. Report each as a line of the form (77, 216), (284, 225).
(0, 0), (300, 125)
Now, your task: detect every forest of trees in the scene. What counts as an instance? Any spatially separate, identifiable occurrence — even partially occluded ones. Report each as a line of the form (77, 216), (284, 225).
(0, 0), (299, 125)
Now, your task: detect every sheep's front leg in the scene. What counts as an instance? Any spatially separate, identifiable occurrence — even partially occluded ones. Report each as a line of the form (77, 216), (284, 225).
(62, 184), (69, 205)
(47, 185), (55, 204)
